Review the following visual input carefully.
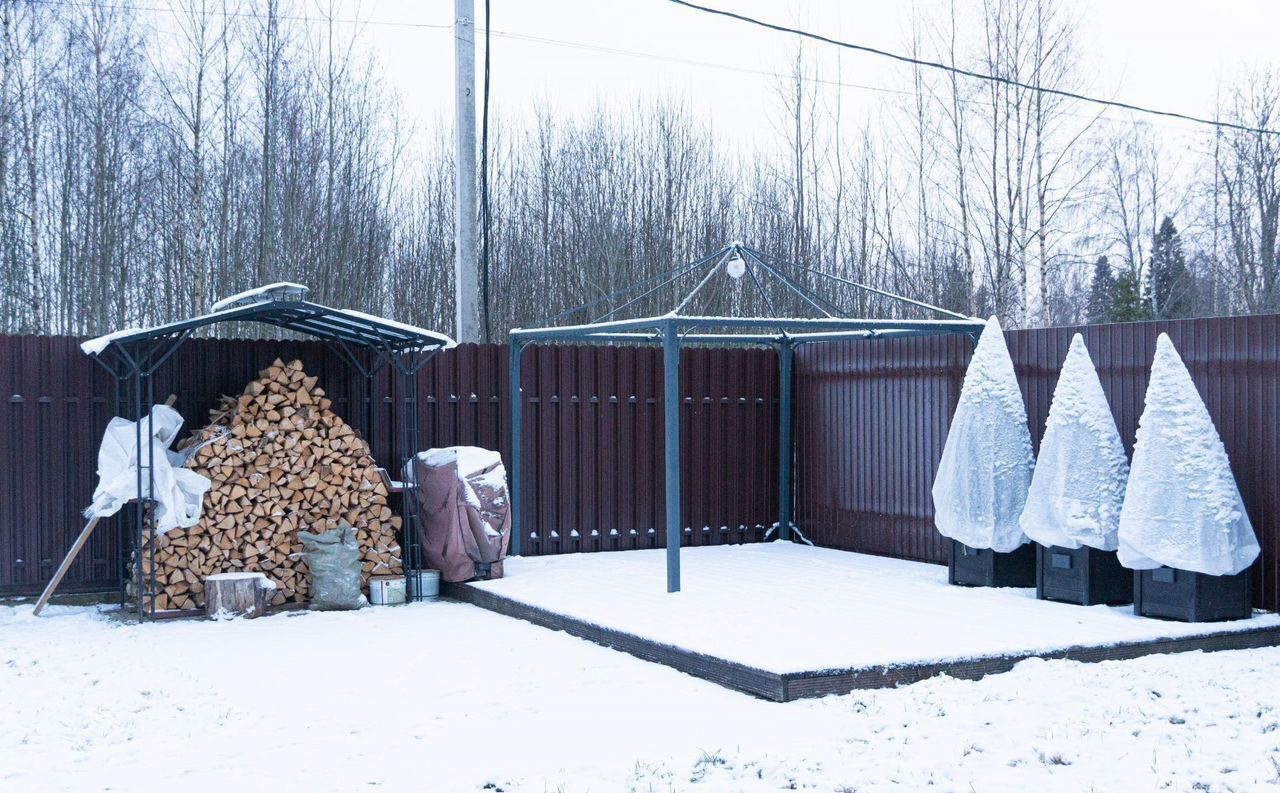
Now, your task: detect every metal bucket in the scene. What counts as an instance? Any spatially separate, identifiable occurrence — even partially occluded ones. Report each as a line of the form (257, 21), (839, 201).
(368, 575), (407, 606)
(406, 569), (441, 601)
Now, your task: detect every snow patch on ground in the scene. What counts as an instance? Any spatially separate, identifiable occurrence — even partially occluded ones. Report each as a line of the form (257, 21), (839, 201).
(3, 598), (1280, 792)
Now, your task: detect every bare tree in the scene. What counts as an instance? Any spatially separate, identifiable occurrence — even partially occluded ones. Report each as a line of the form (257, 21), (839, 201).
(1218, 70), (1280, 312)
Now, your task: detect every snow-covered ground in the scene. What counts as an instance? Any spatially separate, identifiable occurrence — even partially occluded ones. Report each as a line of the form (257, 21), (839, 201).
(3, 596), (1280, 792)
(469, 543), (1279, 672)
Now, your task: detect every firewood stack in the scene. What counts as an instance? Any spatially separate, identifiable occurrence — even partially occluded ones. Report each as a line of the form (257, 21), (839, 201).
(132, 359), (403, 611)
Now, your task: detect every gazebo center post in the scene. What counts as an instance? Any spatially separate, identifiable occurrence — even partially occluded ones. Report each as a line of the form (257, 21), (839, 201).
(777, 338), (794, 542)
(663, 319), (682, 593)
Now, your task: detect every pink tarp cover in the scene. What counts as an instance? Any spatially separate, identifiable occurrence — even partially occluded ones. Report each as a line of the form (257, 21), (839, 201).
(408, 450), (511, 583)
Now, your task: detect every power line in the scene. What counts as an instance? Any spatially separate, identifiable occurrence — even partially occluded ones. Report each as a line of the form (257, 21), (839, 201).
(485, 28), (1206, 138)
(30, 0), (1225, 139)
(665, 0), (1278, 138)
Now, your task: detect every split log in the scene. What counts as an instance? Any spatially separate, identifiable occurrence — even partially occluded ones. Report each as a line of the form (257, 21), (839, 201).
(205, 572), (274, 619)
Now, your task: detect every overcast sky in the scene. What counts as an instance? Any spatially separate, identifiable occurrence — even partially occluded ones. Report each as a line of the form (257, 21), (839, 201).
(347, 0), (1280, 148)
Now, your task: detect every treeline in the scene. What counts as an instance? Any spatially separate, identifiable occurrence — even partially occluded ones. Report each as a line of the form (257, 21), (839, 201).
(2, 0), (1278, 340)
(1, 0), (403, 336)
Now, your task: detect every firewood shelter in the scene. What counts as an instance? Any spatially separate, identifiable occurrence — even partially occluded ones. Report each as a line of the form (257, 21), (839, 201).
(508, 243), (985, 592)
(79, 284), (455, 620)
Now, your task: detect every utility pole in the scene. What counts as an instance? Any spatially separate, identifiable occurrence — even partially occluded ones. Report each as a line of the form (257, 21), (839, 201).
(453, 0), (481, 343)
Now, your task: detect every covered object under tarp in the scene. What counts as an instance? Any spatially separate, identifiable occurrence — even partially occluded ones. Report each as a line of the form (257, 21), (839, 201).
(406, 447), (511, 583)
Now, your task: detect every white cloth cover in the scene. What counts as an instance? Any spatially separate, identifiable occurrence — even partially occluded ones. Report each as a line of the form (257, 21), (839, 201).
(1117, 334), (1260, 575)
(84, 405), (212, 534)
(1019, 334), (1129, 550)
(931, 317), (1034, 552)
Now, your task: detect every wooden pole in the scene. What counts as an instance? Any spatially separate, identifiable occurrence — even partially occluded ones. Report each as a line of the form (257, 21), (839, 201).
(36, 393), (177, 616)
(454, 0), (481, 343)
(32, 516), (101, 616)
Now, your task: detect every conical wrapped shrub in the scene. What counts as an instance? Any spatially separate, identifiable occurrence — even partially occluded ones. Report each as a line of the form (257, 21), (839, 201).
(1117, 335), (1259, 576)
(133, 359), (403, 610)
(1020, 334), (1128, 550)
(931, 317), (1034, 552)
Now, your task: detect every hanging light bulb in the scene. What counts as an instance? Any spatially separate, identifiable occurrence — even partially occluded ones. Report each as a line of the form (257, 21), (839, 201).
(726, 251), (747, 279)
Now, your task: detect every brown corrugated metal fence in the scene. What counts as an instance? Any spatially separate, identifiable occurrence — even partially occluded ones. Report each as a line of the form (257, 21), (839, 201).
(5, 314), (1280, 612)
(794, 314), (1280, 612)
(0, 337), (777, 596)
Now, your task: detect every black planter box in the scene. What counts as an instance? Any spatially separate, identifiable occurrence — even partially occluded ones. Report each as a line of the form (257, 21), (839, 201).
(949, 540), (1036, 587)
(1134, 567), (1253, 622)
(1035, 545), (1132, 606)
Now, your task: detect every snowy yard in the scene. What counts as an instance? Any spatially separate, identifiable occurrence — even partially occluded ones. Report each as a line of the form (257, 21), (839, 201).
(4, 588), (1280, 792)
(470, 544), (1280, 673)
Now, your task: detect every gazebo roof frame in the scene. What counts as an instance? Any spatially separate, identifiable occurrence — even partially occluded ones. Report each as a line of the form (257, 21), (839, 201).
(506, 243), (984, 593)
(510, 243), (981, 347)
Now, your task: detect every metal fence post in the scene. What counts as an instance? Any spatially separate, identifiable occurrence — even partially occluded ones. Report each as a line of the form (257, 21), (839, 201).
(509, 339), (524, 556)
(777, 339), (794, 542)
(663, 321), (682, 593)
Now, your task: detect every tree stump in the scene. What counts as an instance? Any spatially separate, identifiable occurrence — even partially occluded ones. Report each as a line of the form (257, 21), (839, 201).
(205, 572), (274, 619)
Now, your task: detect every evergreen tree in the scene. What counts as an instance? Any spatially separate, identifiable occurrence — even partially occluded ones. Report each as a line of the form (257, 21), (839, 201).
(1147, 216), (1194, 319)
(1086, 255), (1117, 323)
(1111, 269), (1150, 322)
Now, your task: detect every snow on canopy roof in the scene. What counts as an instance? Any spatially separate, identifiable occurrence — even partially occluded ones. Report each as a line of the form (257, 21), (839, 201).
(81, 290), (455, 356)
(81, 327), (148, 355)
(210, 282), (309, 312)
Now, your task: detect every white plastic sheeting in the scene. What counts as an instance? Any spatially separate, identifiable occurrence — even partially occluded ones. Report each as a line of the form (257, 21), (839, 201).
(1019, 334), (1129, 550)
(84, 405), (211, 534)
(1117, 334), (1260, 575)
(931, 317), (1034, 552)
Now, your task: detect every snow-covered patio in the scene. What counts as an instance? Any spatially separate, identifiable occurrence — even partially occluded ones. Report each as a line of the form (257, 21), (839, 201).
(456, 543), (1280, 698)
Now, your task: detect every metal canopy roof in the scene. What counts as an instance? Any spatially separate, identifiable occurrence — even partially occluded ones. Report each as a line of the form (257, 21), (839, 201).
(81, 293), (455, 375)
(511, 243), (985, 346)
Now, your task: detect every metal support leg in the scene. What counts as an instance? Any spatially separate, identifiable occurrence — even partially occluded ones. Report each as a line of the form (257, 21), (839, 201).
(365, 371), (377, 466)
(115, 375), (127, 609)
(145, 375), (156, 619)
(399, 362), (422, 598)
(777, 340), (794, 542)
(132, 370), (144, 621)
(509, 341), (524, 556)
(663, 322), (682, 593)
